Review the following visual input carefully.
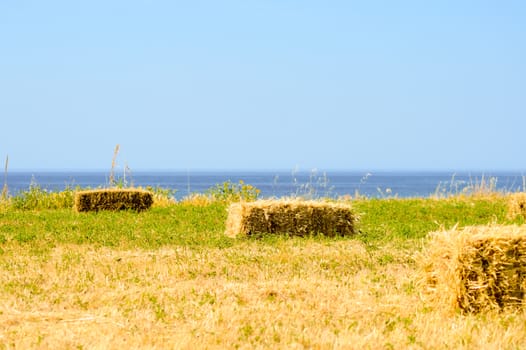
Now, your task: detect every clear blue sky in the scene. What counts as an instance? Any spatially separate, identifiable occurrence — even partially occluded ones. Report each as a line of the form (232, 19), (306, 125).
(1, 1), (525, 171)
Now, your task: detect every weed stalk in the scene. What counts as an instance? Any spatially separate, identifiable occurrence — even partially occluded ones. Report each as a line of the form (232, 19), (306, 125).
(1, 155), (8, 200)
(109, 144), (120, 187)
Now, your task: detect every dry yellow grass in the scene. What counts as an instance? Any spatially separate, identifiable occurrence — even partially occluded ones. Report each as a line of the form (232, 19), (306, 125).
(150, 193), (177, 208)
(179, 193), (215, 207)
(507, 192), (526, 220)
(2, 242), (526, 349)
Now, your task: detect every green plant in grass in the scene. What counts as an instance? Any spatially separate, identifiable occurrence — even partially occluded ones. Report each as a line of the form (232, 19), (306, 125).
(144, 186), (176, 199)
(205, 180), (260, 202)
(11, 180), (76, 210)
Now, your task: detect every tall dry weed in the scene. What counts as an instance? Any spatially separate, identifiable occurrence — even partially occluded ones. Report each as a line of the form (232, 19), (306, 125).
(1, 155), (8, 201)
(109, 144), (120, 187)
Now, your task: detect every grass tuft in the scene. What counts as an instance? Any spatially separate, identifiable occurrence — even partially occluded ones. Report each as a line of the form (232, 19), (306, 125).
(11, 183), (76, 210)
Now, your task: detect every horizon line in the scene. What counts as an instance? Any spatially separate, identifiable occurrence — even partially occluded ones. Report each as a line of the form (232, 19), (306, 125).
(5, 168), (526, 174)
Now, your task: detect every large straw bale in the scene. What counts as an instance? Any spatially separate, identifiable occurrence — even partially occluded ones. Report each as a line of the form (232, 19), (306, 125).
(225, 199), (357, 238)
(507, 192), (526, 220)
(74, 189), (153, 212)
(419, 225), (526, 313)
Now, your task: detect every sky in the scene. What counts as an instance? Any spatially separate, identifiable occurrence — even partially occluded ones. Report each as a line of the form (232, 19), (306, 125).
(1, 1), (525, 171)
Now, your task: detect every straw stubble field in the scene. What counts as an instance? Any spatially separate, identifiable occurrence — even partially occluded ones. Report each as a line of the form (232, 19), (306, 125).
(1, 196), (526, 349)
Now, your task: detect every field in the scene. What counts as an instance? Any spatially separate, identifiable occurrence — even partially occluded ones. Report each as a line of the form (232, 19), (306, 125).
(1, 188), (526, 349)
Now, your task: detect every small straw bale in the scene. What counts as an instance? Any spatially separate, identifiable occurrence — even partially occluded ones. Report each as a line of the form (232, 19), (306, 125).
(74, 188), (153, 212)
(224, 199), (357, 238)
(507, 192), (526, 220)
(419, 225), (526, 313)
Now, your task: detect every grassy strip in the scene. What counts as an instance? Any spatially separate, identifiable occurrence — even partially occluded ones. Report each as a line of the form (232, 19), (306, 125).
(354, 196), (514, 243)
(0, 196), (516, 249)
(0, 203), (231, 251)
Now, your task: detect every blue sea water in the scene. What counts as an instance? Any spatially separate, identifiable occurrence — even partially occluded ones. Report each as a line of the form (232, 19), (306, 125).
(3, 170), (525, 200)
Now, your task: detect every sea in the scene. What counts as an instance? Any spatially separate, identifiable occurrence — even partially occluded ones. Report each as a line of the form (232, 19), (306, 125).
(3, 170), (525, 200)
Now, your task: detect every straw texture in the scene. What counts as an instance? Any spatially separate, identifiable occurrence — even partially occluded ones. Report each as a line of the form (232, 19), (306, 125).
(507, 193), (526, 220)
(74, 189), (153, 212)
(419, 225), (526, 313)
(225, 199), (357, 238)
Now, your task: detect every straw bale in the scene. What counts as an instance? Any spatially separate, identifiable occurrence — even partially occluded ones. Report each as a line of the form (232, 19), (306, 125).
(419, 225), (526, 313)
(224, 199), (357, 238)
(74, 189), (153, 212)
(507, 192), (526, 220)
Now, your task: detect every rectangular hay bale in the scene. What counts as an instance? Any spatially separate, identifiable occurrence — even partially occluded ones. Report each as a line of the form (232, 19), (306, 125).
(74, 189), (153, 212)
(225, 199), (357, 238)
(420, 225), (526, 313)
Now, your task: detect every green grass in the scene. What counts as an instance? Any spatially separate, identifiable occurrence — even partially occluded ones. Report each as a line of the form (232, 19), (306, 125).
(354, 196), (515, 243)
(0, 203), (232, 250)
(0, 194), (519, 251)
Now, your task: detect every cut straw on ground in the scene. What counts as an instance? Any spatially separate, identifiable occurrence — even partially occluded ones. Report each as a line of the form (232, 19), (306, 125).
(3, 242), (526, 349)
